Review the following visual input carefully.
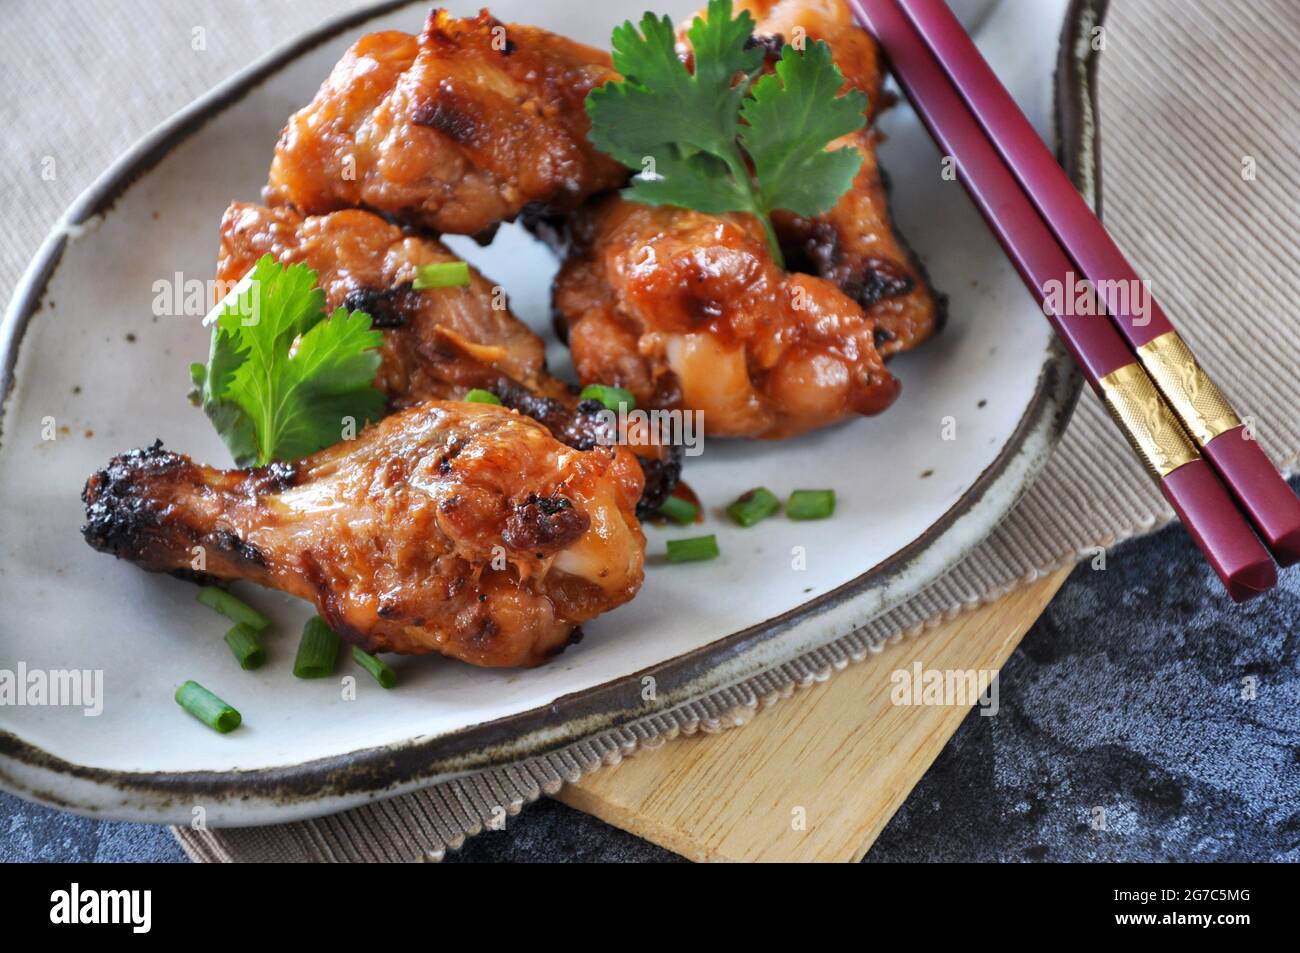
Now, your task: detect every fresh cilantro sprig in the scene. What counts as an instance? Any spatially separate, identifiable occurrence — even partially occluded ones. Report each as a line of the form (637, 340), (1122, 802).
(586, 0), (868, 265)
(190, 255), (385, 467)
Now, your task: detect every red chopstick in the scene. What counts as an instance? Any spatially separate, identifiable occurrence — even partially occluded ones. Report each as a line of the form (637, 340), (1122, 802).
(894, 0), (1300, 567)
(848, 0), (1276, 600)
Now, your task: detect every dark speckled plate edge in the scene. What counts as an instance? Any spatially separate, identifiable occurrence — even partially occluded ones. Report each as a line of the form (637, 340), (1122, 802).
(0, 0), (1103, 824)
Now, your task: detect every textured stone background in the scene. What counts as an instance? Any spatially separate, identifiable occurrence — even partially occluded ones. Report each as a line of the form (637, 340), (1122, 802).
(6, 482), (1297, 863)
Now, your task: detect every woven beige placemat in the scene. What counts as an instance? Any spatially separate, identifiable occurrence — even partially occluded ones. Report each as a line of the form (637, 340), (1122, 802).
(5, 0), (1297, 861)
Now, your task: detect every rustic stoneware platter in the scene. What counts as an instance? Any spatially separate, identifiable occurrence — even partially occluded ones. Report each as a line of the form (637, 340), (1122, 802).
(0, 0), (1088, 823)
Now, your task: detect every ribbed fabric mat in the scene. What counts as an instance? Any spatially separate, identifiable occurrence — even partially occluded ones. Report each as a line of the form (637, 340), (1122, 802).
(4, 1), (1297, 862)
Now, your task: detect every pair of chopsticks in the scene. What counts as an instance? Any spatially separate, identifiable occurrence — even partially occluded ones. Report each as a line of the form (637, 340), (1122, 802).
(850, 0), (1300, 601)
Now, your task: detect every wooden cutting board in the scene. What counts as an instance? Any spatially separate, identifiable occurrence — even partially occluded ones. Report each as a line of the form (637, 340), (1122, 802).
(557, 567), (1072, 862)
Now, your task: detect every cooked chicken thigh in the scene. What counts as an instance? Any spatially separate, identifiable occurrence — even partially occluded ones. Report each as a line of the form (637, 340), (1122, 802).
(82, 401), (646, 668)
(266, 9), (628, 239)
(554, 196), (900, 439)
(217, 202), (681, 513)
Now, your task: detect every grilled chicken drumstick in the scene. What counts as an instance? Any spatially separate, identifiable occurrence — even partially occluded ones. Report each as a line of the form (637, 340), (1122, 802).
(553, 196), (900, 439)
(266, 9), (628, 240)
(217, 202), (681, 514)
(219, 202), (564, 405)
(82, 401), (646, 668)
(547, 0), (936, 439)
(719, 0), (943, 356)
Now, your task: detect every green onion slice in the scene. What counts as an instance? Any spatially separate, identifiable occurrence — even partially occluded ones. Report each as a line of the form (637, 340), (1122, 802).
(197, 586), (270, 631)
(657, 495), (698, 525)
(175, 680), (241, 733)
(579, 383), (636, 413)
(666, 534), (720, 563)
(727, 487), (780, 527)
(786, 489), (836, 520)
(352, 646), (397, 689)
(294, 616), (341, 679)
(464, 388), (502, 405)
(412, 260), (471, 290)
(223, 622), (265, 671)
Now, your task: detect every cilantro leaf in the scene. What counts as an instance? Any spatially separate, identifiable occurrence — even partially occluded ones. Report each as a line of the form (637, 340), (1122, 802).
(625, 149), (752, 214)
(740, 41), (868, 217)
(585, 0), (868, 265)
(588, 2), (761, 170)
(192, 255), (384, 466)
(191, 330), (257, 466)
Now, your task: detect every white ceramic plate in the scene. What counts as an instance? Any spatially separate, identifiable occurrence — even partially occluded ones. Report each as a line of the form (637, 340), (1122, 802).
(0, 0), (1081, 823)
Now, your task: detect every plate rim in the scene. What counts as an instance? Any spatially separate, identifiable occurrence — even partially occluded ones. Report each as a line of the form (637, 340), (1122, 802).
(0, 0), (1097, 823)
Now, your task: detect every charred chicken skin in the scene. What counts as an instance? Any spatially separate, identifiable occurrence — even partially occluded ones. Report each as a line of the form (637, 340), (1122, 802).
(733, 0), (942, 356)
(217, 202), (681, 513)
(554, 196), (900, 439)
(82, 402), (646, 668)
(266, 9), (629, 239)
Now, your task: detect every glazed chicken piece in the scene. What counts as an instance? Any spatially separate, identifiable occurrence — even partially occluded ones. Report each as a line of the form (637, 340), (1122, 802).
(686, 0), (943, 356)
(266, 9), (628, 239)
(218, 202), (681, 513)
(82, 402), (645, 668)
(554, 196), (900, 439)
(219, 202), (561, 405)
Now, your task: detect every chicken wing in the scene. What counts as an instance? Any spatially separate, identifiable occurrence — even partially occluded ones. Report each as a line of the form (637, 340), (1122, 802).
(687, 0), (943, 356)
(217, 202), (681, 514)
(82, 401), (645, 668)
(266, 9), (628, 239)
(219, 202), (559, 403)
(554, 196), (900, 439)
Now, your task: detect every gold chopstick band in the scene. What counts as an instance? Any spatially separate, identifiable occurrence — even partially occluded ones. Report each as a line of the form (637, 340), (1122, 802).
(1136, 330), (1242, 444)
(1098, 362), (1200, 478)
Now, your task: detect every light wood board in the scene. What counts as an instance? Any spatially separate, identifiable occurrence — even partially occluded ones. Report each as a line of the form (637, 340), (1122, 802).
(557, 567), (1072, 862)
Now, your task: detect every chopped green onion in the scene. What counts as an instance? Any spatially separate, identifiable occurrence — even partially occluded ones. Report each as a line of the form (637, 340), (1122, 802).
(352, 646), (397, 689)
(787, 489), (836, 520)
(412, 260), (471, 290)
(727, 487), (780, 527)
(579, 383), (636, 413)
(223, 622), (265, 671)
(464, 388), (502, 405)
(657, 495), (698, 525)
(196, 586), (270, 631)
(293, 616), (341, 679)
(666, 534), (720, 563)
(174, 680), (241, 733)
